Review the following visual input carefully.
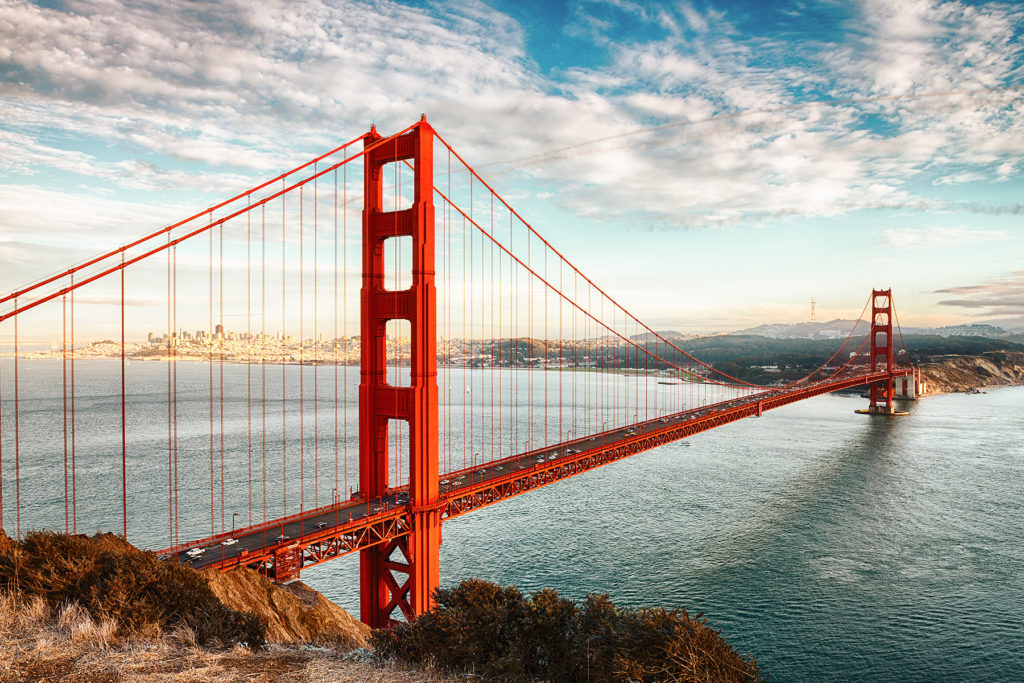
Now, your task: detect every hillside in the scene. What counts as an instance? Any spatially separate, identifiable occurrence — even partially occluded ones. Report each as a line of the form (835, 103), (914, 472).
(0, 531), (763, 681)
(918, 351), (1024, 394)
(676, 334), (1024, 386)
(205, 569), (369, 649)
(734, 320), (1024, 343)
(0, 531), (446, 682)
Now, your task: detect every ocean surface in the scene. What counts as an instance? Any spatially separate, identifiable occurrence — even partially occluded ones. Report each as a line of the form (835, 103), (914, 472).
(1, 360), (1021, 681)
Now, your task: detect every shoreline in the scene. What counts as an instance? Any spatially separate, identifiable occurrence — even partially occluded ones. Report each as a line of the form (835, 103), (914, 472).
(916, 350), (1024, 396)
(919, 382), (1023, 398)
(7, 351), (1022, 397)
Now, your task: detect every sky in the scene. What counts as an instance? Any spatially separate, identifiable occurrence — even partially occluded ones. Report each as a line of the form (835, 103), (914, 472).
(1, 0), (1023, 334)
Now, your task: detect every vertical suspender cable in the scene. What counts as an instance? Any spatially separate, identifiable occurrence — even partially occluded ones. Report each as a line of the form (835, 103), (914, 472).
(71, 280), (76, 534)
(343, 164), (348, 498)
(167, 245), (173, 543)
(62, 296), (68, 533)
(13, 300), (19, 539)
(261, 203), (267, 523)
(334, 168), (339, 499)
(462, 214), (466, 470)
(173, 245), (179, 546)
(300, 185), (305, 512)
(314, 166), (319, 508)
(209, 214), (215, 536)
(468, 178), (473, 468)
(493, 197), (497, 464)
(573, 272), (581, 438)
(282, 179), (287, 515)
(446, 154), (451, 473)
(511, 212), (516, 456)
(121, 255), (127, 539)
(219, 222), (225, 532)
(247, 197), (253, 525)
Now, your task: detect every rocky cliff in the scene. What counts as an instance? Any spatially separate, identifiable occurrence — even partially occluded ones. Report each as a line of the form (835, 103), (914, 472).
(204, 567), (370, 649)
(919, 351), (1024, 395)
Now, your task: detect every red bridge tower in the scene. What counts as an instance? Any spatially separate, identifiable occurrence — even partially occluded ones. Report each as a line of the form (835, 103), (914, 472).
(858, 288), (908, 416)
(359, 118), (440, 626)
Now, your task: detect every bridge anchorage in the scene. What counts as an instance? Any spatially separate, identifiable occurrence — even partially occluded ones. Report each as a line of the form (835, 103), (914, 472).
(0, 116), (916, 628)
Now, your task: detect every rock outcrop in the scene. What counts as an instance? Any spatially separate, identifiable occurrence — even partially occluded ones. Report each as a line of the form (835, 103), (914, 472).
(919, 351), (1024, 394)
(204, 567), (370, 649)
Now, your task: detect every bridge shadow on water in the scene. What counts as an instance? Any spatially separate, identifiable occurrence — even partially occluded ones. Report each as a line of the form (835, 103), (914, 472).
(694, 399), (921, 574)
(669, 397), (954, 676)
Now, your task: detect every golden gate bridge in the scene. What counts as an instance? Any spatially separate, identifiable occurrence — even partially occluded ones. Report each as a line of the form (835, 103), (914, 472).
(0, 117), (915, 627)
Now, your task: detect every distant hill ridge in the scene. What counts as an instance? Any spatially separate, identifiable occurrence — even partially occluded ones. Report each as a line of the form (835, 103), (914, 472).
(627, 329), (690, 342)
(732, 320), (1023, 341)
(734, 319), (860, 339)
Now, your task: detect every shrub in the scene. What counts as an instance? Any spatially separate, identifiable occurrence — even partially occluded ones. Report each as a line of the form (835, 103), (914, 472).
(0, 530), (264, 647)
(372, 578), (763, 682)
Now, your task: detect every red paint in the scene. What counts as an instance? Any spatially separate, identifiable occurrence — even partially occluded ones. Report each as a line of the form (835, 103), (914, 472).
(358, 119), (440, 627)
(868, 288), (895, 412)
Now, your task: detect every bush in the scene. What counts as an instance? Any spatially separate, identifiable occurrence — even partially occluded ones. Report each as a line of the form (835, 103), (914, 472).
(372, 578), (763, 682)
(0, 530), (264, 647)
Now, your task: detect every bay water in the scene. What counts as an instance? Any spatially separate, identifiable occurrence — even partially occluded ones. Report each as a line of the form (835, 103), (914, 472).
(1, 359), (1021, 680)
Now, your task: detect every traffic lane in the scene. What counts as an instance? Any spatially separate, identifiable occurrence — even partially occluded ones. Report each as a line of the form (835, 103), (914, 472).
(437, 390), (786, 494)
(180, 492), (408, 568)
(436, 408), (697, 495)
(181, 393), (782, 567)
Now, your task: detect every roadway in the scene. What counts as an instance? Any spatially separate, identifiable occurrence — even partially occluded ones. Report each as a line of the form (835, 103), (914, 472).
(173, 384), (795, 571)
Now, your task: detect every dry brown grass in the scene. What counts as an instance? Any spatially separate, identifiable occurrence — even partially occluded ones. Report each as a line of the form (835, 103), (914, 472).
(0, 593), (454, 682)
(0, 531), (263, 647)
(204, 567), (370, 649)
(0, 532), (451, 681)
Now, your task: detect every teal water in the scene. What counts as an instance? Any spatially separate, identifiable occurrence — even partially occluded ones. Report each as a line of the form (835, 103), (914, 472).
(1, 360), (1021, 680)
(307, 385), (1024, 681)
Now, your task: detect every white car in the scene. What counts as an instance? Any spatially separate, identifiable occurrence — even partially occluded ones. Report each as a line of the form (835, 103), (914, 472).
(186, 547), (205, 557)
(221, 538), (237, 546)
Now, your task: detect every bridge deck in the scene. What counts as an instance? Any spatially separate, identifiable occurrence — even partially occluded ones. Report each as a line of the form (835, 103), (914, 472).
(168, 370), (909, 577)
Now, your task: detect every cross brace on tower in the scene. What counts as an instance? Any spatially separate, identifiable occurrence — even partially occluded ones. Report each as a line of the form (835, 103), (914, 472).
(359, 117), (441, 626)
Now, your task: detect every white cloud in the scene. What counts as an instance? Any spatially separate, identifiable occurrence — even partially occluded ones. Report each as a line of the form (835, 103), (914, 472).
(884, 226), (1010, 249)
(932, 172), (987, 185)
(0, 0), (1021, 241)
